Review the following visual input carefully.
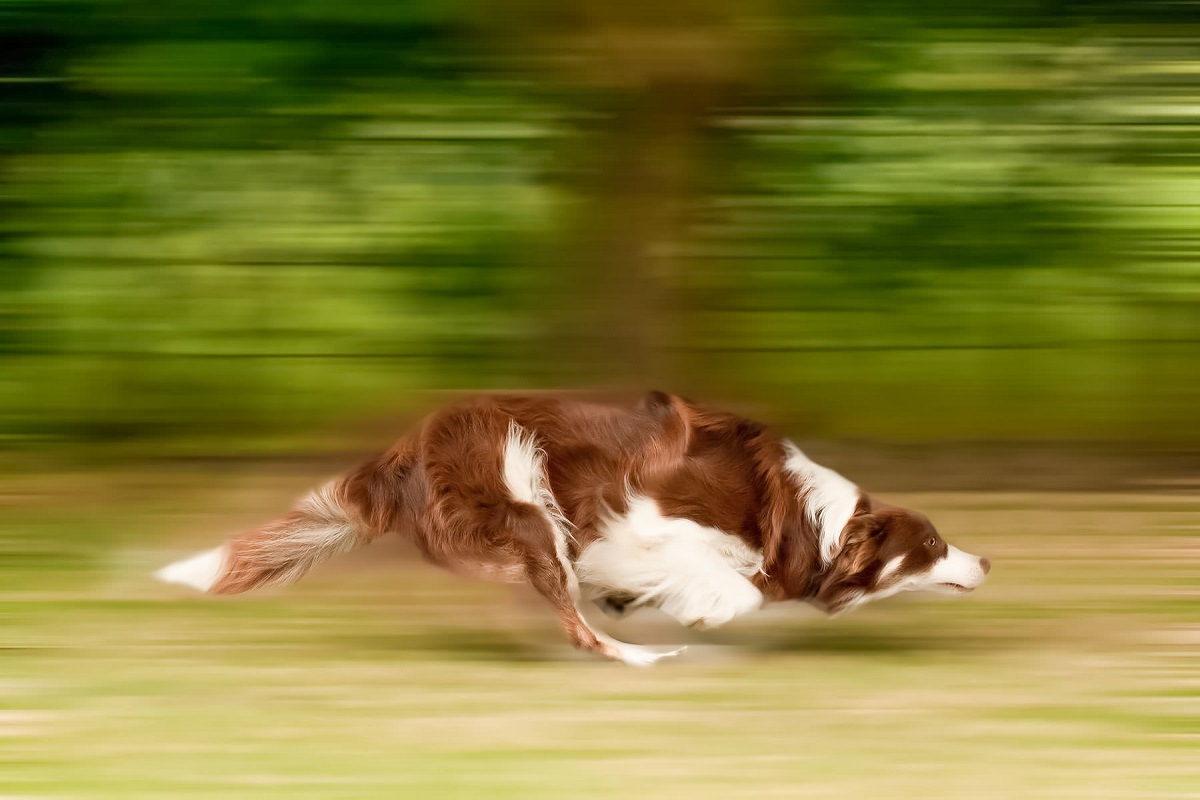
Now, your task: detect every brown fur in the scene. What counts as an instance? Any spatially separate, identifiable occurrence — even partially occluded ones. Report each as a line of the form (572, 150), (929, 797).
(203, 391), (966, 661)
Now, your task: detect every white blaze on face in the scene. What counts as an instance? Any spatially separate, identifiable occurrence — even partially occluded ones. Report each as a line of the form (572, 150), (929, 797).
(922, 545), (989, 592)
(856, 544), (989, 610)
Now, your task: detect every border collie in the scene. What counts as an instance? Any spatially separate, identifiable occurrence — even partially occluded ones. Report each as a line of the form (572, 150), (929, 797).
(157, 391), (990, 666)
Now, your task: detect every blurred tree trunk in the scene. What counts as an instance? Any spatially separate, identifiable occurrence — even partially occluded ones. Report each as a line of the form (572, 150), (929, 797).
(495, 1), (755, 389)
(545, 34), (735, 388)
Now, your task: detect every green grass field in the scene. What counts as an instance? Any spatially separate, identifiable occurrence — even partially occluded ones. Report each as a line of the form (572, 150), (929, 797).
(2, 465), (1197, 798)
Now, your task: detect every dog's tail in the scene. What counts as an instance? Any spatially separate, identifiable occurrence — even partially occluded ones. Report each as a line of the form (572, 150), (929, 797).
(155, 444), (421, 595)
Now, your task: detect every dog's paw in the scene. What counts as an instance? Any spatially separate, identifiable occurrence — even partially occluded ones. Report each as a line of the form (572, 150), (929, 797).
(608, 643), (687, 667)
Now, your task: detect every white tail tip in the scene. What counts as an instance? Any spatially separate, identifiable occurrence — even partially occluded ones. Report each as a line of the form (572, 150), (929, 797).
(155, 546), (227, 592)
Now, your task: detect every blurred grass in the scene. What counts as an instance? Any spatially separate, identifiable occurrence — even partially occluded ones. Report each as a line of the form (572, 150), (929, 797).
(2, 464), (1197, 798)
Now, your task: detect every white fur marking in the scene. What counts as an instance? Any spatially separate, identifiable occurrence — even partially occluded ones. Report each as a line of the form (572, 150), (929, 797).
(155, 546), (227, 592)
(503, 423), (682, 666)
(155, 481), (360, 592)
(855, 544), (989, 608)
(603, 642), (687, 667)
(877, 554), (905, 582)
(782, 441), (860, 566)
(926, 545), (988, 591)
(243, 482), (360, 587)
(576, 495), (764, 630)
(503, 421), (573, 543)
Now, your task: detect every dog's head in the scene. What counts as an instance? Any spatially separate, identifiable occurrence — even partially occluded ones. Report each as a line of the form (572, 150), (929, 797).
(814, 499), (990, 614)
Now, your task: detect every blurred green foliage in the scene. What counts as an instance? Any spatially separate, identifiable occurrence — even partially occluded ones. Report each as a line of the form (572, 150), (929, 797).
(1, 0), (1197, 451)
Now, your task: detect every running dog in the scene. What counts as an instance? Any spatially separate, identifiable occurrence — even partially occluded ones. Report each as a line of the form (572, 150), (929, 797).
(157, 391), (990, 665)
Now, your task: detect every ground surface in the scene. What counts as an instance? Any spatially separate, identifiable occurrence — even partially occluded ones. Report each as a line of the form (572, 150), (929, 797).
(2, 464), (1197, 798)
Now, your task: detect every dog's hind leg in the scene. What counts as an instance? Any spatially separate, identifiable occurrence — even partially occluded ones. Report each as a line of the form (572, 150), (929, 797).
(422, 414), (683, 665)
(488, 419), (681, 665)
(506, 504), (683, 667)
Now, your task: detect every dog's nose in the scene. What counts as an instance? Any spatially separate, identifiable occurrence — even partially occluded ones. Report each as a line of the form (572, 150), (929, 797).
(979, 557), (991, 575)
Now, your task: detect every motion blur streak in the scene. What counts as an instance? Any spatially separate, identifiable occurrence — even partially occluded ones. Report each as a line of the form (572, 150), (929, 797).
(1, 0), (1196, 797)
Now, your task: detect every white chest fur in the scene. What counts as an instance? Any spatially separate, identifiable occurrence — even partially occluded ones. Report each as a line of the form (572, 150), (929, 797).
(574, 495), (765, 629)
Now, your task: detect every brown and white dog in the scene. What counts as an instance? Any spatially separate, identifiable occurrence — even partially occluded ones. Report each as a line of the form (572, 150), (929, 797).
(156, 392), (990, 666)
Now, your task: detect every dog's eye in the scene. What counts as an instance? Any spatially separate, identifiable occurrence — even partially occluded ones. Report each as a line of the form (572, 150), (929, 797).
(926, 536), (938, 547)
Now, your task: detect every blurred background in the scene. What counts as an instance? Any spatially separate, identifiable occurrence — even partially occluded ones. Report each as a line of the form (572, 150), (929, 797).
(2, 1), (1197, 797)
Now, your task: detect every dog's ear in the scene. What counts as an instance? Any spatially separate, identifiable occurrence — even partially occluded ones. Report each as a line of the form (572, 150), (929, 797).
(636, 390), (691, 479)
(638, 390), (675, 415)
(814, 514), (885, 611)
(839, 513), (885, 576)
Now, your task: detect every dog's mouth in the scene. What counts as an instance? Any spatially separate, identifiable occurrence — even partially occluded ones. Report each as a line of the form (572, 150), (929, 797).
(938, 582), (974, 593)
